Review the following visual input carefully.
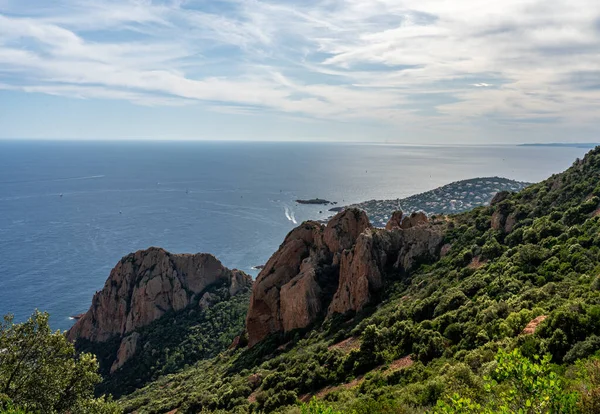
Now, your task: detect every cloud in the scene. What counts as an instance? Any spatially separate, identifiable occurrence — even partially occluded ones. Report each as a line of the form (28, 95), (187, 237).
(0, 0), (599, 138)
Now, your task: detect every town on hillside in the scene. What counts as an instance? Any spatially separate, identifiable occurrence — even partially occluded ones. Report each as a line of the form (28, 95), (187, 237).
(341, 177), (531, 227)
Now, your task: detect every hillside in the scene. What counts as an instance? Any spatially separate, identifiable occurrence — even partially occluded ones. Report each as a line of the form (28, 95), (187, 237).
(68, 248), (253, 399)
(109, 148), (600, 413)
(343, 177), (530, 227)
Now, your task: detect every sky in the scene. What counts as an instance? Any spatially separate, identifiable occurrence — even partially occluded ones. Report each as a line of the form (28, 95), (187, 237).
(0, 0), (599, 143)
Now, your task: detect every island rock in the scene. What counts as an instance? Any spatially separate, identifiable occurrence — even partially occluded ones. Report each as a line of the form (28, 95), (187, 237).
(296, 198), (333, 205)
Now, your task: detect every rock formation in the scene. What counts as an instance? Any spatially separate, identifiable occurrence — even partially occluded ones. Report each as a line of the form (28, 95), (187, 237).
(385, 211), (429, 230)
(110, 332), (140, 374)
(491, 197), (518, 233)
(68, 247), (252, 369)
(246, 208), (445, 347)
(490, 190), (511, 206)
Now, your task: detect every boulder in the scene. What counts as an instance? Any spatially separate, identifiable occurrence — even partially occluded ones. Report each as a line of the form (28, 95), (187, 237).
(198, 292), (216, 310)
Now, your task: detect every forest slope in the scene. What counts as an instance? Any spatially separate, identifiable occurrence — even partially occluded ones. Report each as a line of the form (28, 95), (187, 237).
(120, 148), (600, 413)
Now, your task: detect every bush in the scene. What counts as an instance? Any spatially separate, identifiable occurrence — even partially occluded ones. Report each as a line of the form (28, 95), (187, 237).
(0, 311), (119, 414)
(300, 398), (342, 414)
(565, 336), (600, 363)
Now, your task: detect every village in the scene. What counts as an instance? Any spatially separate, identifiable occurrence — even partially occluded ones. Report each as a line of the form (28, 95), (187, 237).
(342, 177), (531, 228)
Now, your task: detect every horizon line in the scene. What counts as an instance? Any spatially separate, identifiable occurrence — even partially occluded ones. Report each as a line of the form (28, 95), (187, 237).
(1, 138), (599, 147)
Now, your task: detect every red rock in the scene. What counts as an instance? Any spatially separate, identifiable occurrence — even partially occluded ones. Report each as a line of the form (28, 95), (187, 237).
(246, 208), (445, 347)
(110, 332), (140, 373)
(323, 208), (371, 252)
(400, 211), (428, 229)
(68, 247), (251, 343)
(491, 210), (505, 230)
(246, 223), (322, 347)
(228, 335), (241, 350)
(522, 315), (547, 335)
(280, 264), (323, 332)
(385, 211), (404, 230)
(504, 213), (517, 233)
(328, 230), (381, 315)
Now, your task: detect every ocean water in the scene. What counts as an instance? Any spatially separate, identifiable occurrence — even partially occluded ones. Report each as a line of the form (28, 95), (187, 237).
(0, 141), (592, 330)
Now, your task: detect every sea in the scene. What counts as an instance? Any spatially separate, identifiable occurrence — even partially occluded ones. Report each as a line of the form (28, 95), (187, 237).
(0, 140), (592, 331)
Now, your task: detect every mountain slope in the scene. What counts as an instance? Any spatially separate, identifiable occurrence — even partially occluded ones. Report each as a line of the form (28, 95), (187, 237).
(68, 247), (252, 398)
(121, 148), (600, 413)
(346, 176), (530, 227)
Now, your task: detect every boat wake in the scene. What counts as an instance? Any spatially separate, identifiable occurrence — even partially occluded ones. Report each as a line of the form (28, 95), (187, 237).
(284, 206), (298, 224)
(53, 175), (105, 182)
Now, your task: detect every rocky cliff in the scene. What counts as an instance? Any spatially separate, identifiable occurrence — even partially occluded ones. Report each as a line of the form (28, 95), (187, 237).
(68, 247), (252, 370)
(246, 208), (445, 347)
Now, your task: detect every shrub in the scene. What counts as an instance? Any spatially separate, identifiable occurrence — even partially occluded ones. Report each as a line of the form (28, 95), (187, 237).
(300, 398), (342, 414)
(0, 312), (119, 414)
(564, 336), (600, 363)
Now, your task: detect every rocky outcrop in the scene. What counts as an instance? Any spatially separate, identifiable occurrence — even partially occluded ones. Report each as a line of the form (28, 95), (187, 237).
(490, 191), (520, 233)
(68, 247), (252, 349)
(490, 191), (511, 205)
(400, 212), (429, 229)
(385, 211), (405, 230)
(110, 333), (140, 374)
(385, 211), (429, 231)
(328, 230), (381, 314)
(246, 209), (445, 347)
(323, 208), (371, 253)
(245, 222), (327, 345)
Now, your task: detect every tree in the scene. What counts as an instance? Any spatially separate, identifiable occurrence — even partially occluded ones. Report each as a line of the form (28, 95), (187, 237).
(300, 398), (343, 414)
(0, 311), (120, 414)
(434, 349), (578, 413)
(488, 349), (578, 413)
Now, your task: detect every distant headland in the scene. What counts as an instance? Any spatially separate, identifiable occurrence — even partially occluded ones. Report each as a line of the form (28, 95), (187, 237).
(321, 176), (531, 227)
(520, 143), (599, 148)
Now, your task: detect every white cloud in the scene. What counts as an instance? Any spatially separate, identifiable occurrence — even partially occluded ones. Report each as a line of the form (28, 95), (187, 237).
(0, 0), (599, 140)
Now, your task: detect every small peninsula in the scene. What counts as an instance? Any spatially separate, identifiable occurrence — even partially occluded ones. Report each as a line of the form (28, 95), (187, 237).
(520, 142), (600, 148)
(330, 176), (531, 227)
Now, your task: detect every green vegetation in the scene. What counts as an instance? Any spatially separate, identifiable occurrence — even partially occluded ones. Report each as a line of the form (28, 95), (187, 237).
(7, 149), (600, 413)
(0, 311), (119, 414)
(434, 349), (578, 413)
(77, 284), (250, 398)
(118, 148), (600, 413)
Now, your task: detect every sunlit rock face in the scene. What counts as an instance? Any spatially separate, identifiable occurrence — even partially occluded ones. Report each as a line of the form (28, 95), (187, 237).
(67, 247), (252, 369)
(246, 209), (445, 347)
(68, 247), (251, 342)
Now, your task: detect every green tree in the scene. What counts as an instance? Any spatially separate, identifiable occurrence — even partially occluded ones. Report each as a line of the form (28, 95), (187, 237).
(434, 349), (578, 413)
(487, 349), (578, 413)
(0, 311), (120, 414)
(300, 398), (344, 414)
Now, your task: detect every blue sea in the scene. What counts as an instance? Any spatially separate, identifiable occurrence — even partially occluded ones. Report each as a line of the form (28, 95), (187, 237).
(0, 141), (592, 330)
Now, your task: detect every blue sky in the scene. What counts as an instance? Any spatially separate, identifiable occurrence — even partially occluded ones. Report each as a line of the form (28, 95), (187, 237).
(0, 0), (599, 143)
